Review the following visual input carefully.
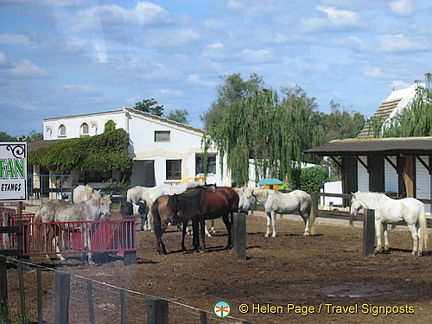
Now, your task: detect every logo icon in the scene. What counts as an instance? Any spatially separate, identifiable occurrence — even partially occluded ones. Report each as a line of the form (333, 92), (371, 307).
(214, 301), (231, 318)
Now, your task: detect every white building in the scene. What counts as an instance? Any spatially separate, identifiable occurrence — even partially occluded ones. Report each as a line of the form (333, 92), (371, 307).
(41, 107), (230, 188)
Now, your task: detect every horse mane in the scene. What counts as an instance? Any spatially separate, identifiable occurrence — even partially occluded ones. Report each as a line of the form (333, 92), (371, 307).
(168, 188), (203, 220)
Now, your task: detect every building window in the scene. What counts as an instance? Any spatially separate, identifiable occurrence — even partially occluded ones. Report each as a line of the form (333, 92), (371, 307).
(58, 124), (66, 137)
(155, 130), (170, 142)
(196, 154), (216, 175)
(166, 160), (181, 180)
(80, 123), (89, 136)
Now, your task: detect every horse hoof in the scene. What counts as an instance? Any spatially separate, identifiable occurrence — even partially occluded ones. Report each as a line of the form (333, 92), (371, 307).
(303, 232), (310, 236)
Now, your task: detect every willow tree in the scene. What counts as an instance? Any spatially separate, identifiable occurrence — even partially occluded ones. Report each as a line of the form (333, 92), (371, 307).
(203, 89), (322, 186)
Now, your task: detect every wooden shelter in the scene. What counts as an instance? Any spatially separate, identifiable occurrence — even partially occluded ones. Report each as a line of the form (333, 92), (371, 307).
(304, 137), (432, 212)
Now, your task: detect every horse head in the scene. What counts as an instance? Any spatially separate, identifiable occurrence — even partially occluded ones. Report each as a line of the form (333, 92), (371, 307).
(93, 193), (112, 220)
(349, 192), (363, 216)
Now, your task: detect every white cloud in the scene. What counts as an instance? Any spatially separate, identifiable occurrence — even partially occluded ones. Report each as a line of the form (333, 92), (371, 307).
(0, 52), (8, 66)
(301, 6), (364, 32)
(0, 33), (31, 45)
(64, 2), (173, 34)
(227, 0), (285, 17)
(237, 49), (275, 64)
(389, 0), (413, 16)
(61, 85), (103, 97)
(187, 74), (217, 87)
(8, 59), (50, 79)
(377, 34), (428, 52)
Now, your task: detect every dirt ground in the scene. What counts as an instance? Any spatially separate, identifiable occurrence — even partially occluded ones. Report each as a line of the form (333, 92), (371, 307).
(4, 210), (432, 323)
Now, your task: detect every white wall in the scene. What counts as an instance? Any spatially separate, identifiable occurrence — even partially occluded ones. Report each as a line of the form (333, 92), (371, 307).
(357, 156), (369, 192)
(384, 156), (398, 193)
(416, 156), (431, 213)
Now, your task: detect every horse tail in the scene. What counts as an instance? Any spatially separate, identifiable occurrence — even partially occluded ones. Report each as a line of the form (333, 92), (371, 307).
(307, 195), (316, 236)
(418, 202), (428, 253)
(151, 199), (161, 229)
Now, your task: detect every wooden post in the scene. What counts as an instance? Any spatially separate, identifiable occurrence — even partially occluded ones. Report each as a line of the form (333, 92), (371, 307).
(233, 212), (247, 260)
(363, 209), (375, 257)
(37, 268), (43, 324)
(0, 255), (8, 317)
(54, 272), (70, 324)
(2, 212), (10, 250)
(199, 310), (207, 324)
(87, 279), (95, 324)
(120, 289), (126, 324)
(17, 262), (27, 324)
(311, 192), (319, 220)
(147, 298), (168, 324)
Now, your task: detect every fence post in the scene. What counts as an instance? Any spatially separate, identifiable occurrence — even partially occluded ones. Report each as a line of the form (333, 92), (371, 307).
(87, 279), (95, 324)
(363, 209), (375, 257)
(2, 212), (10, 250)
(0, 255), (8, 317)
(311, 192), (319, 223)
(37, 268), (43, 324)
(233, 212), (247, 260)
(199, 310), (207, 324)
(17, 262), (27, 324)
(54, 272), (70, 324)
(120, 289), (126, 324)
(121, 215), (136, 266)
(147, 297), (168, 324)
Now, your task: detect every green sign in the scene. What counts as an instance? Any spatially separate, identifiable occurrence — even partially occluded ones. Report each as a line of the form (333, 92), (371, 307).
(0, 142), (27, 201)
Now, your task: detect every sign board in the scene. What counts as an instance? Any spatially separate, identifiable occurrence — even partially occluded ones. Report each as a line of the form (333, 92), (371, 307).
(0, 142), (27, 201)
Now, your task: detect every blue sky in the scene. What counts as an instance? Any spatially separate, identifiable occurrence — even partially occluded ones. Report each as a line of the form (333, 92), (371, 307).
(1, 0), (431, 138)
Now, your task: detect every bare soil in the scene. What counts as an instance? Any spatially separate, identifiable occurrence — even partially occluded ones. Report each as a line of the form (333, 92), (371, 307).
(4, 211), (432, 323)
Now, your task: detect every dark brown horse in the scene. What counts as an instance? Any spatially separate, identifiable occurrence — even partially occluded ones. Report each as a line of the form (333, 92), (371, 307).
(169, 187), (239, 252)
(151, 185), (218, 254)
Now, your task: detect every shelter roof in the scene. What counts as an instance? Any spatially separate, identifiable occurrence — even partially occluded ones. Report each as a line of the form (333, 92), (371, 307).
(28, 139), (64, 152)
(304, 137), (432, 156)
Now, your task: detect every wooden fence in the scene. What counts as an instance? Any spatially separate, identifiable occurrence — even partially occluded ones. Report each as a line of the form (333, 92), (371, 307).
(0, 256), (251, 324)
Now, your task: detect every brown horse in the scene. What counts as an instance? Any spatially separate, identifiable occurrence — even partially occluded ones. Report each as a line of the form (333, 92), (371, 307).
(151, 185), (218, 254)
(169, 187), (239, 252)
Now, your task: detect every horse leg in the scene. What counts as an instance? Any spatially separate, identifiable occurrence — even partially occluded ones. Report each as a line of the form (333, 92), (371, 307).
(181, 222), (188, 251)
(210, 219), (215, 234)
(265, 212), (272, 237)
(300, 212), (310, 236)
(83, 225), (94, 265)
(199, 218), (207, 252)
(222, 214), (232, 249)
(382, 223), (389, 253)
(204, 221), (211, 237)
(154, 226), (167, 255)
(407, 224), (419, 256)
(375, 220), (383, 254)
(271, 211), (276, 237)
(191, 220), (200, 251)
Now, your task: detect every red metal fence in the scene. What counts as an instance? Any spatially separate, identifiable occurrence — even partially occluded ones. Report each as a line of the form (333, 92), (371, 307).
(1, 207), (136, 260)
(23, 219), (136, 256)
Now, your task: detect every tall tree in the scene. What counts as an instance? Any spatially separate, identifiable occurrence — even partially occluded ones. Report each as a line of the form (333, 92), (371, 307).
(203, 88), (320, 186)
(201, 73), (264, 129)
(134, 98), (164, 116)
(23, 130), (43, 142)
(0, 131), (17, 141)
(166, 109), (190, 124)
(377, 73), (432, 137)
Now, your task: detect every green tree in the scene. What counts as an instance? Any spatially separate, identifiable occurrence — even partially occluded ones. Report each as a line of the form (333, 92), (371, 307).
(0, 131), (17, 141)
(376, 73), (432, 137)
(317, 100), (366, 142)
(166, 109), (190, 124)
(204, 88), (320, 186)
(23, 130), (43, 142)
(104, 120), (116, 133)
(201, 73), (264, 129)
(134, 98), (164, 116)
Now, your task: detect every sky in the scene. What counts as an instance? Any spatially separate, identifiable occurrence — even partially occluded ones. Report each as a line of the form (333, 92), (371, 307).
(1, 0), (431, 138)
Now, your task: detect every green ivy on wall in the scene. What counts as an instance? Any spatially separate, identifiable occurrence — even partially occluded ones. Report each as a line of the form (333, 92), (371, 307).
(29, 128), (133, 177)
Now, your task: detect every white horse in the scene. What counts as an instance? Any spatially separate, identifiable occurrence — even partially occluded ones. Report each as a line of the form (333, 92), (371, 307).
(126, 180), (208, 231)
(234, 186), (253, 213)
(350, 192), (428, 256)
(73, 184), (95, 203)
(250, 189), (315, 237)
(34, 191), (112, 264)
